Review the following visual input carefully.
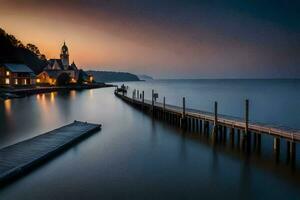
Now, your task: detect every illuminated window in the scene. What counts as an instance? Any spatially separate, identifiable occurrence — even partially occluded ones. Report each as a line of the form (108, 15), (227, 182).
(15, 79), (18, 85)
(5, 78), (10, 84)
(6, 71), (10, 76)
(24, 79), (27, 85)
(36, 78), (40, 83)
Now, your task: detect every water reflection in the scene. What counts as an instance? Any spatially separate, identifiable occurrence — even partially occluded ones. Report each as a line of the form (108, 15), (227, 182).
(50, 92), (56, 103)
(70, 90), (76, 100)
(4, 100), (11, 117)
(0, 86), (300, 199)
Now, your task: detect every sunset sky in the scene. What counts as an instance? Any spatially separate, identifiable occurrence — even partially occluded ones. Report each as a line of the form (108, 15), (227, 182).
(0, 0), (299, 78)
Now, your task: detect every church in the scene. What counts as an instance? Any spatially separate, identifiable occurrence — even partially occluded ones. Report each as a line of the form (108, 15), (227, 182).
(37, 42), (79, 85)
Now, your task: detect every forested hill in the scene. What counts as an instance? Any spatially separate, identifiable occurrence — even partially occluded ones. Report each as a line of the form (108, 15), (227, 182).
(87, 70), (140, 82)
(0, 28), (48, 74)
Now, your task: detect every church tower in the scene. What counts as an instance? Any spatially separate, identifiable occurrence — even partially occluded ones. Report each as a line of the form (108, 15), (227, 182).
(60, 41), (69, 70)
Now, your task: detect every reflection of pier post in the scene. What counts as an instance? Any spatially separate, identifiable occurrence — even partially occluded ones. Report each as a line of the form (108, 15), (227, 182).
(286, 141), (296, 167)
(273, 137), (280, 162)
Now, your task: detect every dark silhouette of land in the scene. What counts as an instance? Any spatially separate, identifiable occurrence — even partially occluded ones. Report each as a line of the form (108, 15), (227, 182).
(88, 70), (140, 82)
(0, 28), (47, 74)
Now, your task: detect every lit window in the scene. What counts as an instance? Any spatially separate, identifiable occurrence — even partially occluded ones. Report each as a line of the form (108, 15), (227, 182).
(5, 78), (10, 84)
(15, 79), (18, 85)
(6, 71), (10, 76)
(24, 79), (27, 85)
(36, 78), (40, 83)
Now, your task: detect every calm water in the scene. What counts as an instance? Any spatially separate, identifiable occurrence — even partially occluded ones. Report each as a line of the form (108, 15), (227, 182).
(0, 79), (300, 199)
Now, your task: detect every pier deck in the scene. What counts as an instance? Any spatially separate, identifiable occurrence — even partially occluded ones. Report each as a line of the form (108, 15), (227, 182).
(0, 121), (101, 185)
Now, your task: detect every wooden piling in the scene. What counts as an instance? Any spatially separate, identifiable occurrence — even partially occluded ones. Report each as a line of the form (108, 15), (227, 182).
(211, 101), (218, 142)
(223, 126), (227, 143)
(151, 89), (154, 115)
(230, 127), (235, 146)
(273, 137), (280, 152)
(142, 91), (145, 110)
(199, 120), (203, 133)
(181, 97), (187, 129)
(237, 129), (241, 147)
(286, 141), (296, 166)
(256, 133), (261, 153)
(245, 99), (249, 136)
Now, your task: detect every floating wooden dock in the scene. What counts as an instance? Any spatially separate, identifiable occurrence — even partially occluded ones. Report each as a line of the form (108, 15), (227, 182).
(115, 90), (299, 164)
(0, 121), (101, 186)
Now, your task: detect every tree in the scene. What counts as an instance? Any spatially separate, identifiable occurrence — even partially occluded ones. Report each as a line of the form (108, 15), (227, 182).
(77, 69), (85, 85)
(40, 54), (47, 61)
(8, 34), (23, 47)
(56, 73), (71, 86)
(26, 43), (41, 56)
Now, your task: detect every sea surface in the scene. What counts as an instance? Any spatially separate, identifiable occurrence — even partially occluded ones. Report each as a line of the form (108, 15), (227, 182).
(0, 79), (299, 199)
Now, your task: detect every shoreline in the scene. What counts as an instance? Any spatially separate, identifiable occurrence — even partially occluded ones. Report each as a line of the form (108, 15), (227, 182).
(0, 83), (115, 100)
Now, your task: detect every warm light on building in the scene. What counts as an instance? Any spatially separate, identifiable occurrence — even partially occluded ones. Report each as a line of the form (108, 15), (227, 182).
(36, 78), (40, 83)
(89, 76), (93, 82)
(71, 78), (76, 83)
(5, 78), (10, 84)
(24, 79), (27, 85)
(6, 71), (10, 76)
(14, 79), (18, 85)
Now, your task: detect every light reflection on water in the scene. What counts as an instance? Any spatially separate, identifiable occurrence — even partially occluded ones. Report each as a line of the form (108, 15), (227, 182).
(0, 81), (299, 199)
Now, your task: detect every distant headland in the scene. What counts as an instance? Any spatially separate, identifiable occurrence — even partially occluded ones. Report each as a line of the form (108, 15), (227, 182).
(87, 70), (140, 82)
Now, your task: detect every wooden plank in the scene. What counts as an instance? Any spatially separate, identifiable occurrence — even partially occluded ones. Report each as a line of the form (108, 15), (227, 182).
(0, 121), (101, 185)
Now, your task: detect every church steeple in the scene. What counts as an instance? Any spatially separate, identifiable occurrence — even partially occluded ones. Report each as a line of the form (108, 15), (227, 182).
(60, 41), (69, 70)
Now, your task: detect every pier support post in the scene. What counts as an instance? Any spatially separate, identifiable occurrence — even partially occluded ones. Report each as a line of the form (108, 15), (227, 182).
(211, 101), (218, 143)
(273, 137), (280, 152)
(223, 126), (227, 144)
(199, 120), (203, 133)
(195, 119), (199, 132)
(237, 129), (241, 148)
(253, 132), (257, 150)
(142, 91), (145, 110)
(163, 96), (166, 120)
(245, 99), (251, 149)
(192, 118), (195, 132)
(181, 97), (187, 130)
(245, 99), (249, 137)
(256, 133), (261, 154)
(287, 141), (296, 165)
(204, 121), (209, 135)
(151, 89), (154, 115)
(229, 127), (235, 147)
(273, 137), (280, 162)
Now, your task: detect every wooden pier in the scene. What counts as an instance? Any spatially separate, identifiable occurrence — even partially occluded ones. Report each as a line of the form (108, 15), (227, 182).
(115, 90), (299, 164)
(0, 121), (101, 186)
